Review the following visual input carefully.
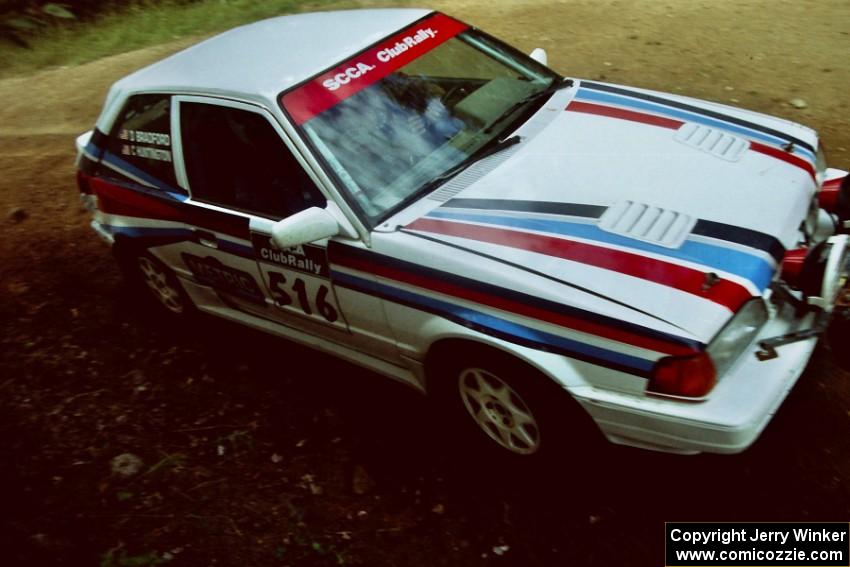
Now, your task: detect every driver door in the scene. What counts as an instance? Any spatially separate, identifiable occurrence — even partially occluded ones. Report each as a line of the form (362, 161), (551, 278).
(174, 96), (349, 340)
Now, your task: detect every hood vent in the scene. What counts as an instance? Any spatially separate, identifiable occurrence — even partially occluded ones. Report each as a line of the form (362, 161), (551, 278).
(675, 122), (748, 161)
(599, 201), (695, 249)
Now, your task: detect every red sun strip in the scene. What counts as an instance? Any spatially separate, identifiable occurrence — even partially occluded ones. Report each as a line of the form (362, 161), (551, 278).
(407, 217), (752, 312)
(336, 251), (696, 355)
(281, 13), (468, 125)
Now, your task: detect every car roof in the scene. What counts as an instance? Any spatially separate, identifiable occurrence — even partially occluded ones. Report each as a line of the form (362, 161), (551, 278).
(111, 8), (432, 103)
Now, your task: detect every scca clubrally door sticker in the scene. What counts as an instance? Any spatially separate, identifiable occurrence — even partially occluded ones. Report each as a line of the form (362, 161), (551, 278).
(251, 233), (329, 278)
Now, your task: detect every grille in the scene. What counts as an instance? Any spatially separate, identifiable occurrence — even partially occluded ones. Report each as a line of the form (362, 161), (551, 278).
(675, 122), (748, 161)
(598, 201), (695, 249)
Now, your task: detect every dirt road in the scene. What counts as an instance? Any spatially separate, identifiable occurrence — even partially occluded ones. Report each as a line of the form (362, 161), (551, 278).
(1, 1), (849, 565)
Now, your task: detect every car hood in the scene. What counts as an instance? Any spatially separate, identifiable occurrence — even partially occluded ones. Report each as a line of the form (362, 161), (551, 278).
(398, 81), (820, 343)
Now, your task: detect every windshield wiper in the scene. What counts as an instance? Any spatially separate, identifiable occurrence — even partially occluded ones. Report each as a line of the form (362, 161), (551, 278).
(483, 77), (573, 134)
(422, 135), (522, 193)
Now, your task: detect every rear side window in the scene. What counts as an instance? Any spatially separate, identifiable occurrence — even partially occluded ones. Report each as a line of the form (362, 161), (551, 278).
(180, 102), (325, 219)
(106, 94), (178, 190)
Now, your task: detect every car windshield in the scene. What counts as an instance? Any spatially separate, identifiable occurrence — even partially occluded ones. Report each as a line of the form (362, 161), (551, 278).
(280, 13), (559, 224)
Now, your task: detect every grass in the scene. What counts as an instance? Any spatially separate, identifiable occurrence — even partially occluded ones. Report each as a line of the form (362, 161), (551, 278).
(0, 0), (378, 78)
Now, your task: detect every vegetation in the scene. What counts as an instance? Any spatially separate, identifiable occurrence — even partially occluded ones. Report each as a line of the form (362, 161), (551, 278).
(0, 0), (362, 78)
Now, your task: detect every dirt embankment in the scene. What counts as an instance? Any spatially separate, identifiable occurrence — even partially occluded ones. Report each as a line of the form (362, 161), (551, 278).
(1, 1), (849, 565)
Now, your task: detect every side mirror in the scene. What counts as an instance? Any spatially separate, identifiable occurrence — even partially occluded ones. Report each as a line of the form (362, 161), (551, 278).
(271, 206), (340, 249)
(529, 48), (548, 66)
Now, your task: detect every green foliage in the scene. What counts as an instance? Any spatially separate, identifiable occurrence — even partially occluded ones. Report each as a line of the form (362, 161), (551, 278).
(116, 490), (134, 501)
(0, 0), (365, 78)
(289, 535), (349, 566)
(144, 452), (186, 477)
(100, 549), (168, 567)
(41, 3), (75, 19)
(219, 429), (253, 451)
(2, 2), (77, 47)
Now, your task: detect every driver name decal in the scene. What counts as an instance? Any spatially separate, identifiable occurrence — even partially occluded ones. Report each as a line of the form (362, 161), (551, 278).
(281, 13), (467, 125)
(118, 128), (173, 162)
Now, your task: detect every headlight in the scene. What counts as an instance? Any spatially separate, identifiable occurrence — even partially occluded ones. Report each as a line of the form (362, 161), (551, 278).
(707, 298), (768, 377)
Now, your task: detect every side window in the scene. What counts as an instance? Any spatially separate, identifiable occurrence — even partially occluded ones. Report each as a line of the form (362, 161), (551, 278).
(106, 94), (178, 190)
(180, 102), (325, 219)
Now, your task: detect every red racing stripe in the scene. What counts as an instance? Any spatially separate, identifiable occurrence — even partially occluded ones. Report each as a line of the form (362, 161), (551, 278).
(336, 252), (697, 356)
(749, 141), (816, 180)
(406, 217), (752, 312)
(566, 100), (815, 179)
(92, 177), (182, 220)
(91, 177), (249, 240)
(566, 100), (683, 129)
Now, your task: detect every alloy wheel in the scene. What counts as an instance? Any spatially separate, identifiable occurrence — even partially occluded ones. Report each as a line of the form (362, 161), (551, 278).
(137, 256), (185, 314)
(458, 367), (541, 455)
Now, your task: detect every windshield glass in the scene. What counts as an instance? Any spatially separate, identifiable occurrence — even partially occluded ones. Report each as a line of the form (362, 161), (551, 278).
(280, 13), (559, 223)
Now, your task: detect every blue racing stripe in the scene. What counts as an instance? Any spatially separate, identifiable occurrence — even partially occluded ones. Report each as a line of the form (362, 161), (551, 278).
(575, 88), (815, 162)
(83, 141), (104, 161)
(332, 270), (656, 376)
(101, 151), (187, 200)
(105, 226), (192, 239)
(425, 209), (775, 291)
(217, 239), (255, 258)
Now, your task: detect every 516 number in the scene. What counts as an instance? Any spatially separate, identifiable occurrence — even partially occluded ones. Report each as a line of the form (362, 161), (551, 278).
(268, 272), (338, 323)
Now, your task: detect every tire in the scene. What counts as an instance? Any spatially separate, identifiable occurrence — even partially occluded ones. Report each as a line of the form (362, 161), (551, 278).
(120, 248), (193, 318)
(429, 344), (599, 460)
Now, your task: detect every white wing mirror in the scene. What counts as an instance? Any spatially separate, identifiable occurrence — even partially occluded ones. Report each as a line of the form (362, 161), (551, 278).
(529, 48), (548, 66)
(271, 206), (340, 249)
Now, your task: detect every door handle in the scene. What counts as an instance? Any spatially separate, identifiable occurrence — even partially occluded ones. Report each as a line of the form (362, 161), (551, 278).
(194, 229), (218, 249)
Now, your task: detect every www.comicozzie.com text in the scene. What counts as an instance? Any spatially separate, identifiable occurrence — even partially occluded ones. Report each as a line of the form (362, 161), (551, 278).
(670, 527), (848, 546)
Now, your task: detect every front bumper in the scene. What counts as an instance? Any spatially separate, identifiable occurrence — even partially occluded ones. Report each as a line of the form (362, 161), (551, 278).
(571, 299), (819, 454)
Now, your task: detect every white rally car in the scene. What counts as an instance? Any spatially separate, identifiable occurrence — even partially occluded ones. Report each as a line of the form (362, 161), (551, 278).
(76, 9), (850, 456)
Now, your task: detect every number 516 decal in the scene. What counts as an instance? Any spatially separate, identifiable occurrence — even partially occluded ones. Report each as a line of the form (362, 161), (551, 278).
(268, 271), (338, 323)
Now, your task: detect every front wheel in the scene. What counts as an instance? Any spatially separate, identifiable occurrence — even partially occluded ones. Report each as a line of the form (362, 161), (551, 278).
(457, 365), (543, 455)
(430, 345), (598, 459)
